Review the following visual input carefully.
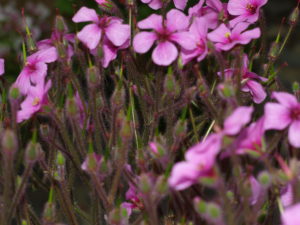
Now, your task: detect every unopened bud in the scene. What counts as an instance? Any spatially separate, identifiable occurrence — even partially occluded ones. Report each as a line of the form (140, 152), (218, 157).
(43, 202), (56, 223)
(258, 171), (272, 188)
(289, 7), (299, 25)
(87, 66), (99, 87)
(139, 174), (152, 193)
(206, 202), (222, 220)
(111, 87), (125, 108)
(155, 176), (168, 194)
(2, 129), (17, 156)
(173, 120), (187, 138)
(55, 15), (68, 33)
(9, 86), (20, 100)
(56, 152), (65, 166)
(25, 141), (43, 164)
(164, 71), (180, 97)
(268, 42), (280, 61)
(293, 82), (300, 93)
(81, 153), (102, 174)
(66, 97), (78, 117)
(194, 198), (207, 214)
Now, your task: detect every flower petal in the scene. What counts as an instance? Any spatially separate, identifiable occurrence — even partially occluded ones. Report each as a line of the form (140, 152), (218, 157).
(152, 41), (178, 66)
(137, 14), (163, 31)
(224, 106), (254, 135)
(288, 121), (300, 148)
(166, 9), (189, 32)
(72, 7), (99, 23)
(133, 32), (157, 53)
(77, 24), (101, 50)
(0, 58), (4, 76)
(264, 103), (291, 130)
(170, 32), (196, 50)
(272, 92), (298, 108)
(244, 80), (267, 104)
(173, 0), (188, 10)
(105, 22), (130, 46)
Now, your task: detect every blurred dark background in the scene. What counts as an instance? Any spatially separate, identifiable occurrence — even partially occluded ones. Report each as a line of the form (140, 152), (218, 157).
(0, 0), (299, 86)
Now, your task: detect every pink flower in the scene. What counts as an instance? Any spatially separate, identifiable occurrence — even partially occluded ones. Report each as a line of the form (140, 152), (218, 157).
(264, 92), (300, 148)
(281, 203), (300, 225)
(17, 80), (52, 123)
(281, 184), (294, 208)
(189, 0), (228, 29)
(14, 47), (57, 95)
(168, 133), (222, 190)
(72, 7), (130, 50)
(219, 54), (267, 103)
(228, 0), (268, 27)
(180, 17), (208, 65)
(37, 31), (75, 61)
(141, 0), (188, 10)
(0, 58), (4, 76)
(208, 22), (260, 51)
(133, 10), (195, 66)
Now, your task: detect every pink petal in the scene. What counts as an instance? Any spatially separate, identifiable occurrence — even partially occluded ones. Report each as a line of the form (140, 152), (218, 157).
(133, 32), (157, 53)
(190, 17), (208, 39)
(148, 0), (163, 10)
(170, 32), (196, 50)
(168, 161), (199, 190)
(166, 9), (189, 32)
(281, 184), (293, 208)
(264, 103), (291, 130)
(227, 0), (248, 16)
(281, 203), (300, 225)
(137, 14), (163, 31)
(173, 0), (187, 10)
(28, 47), (58, 63)
(239, 28), (261, 44)
(72, 7), (99, 23)
(102, 41), (118, 68)
(243, 80), (267, 104)
(224, 106), (254, 135)
(105, 22), (130, 47)
(207, 0), (224, 11)
(77, 24), (102, 50)
(272, 92), (299, 108)
(288, 121), (300, 148)
(0, 58), (4, 76)
(152, 41), (178, 66)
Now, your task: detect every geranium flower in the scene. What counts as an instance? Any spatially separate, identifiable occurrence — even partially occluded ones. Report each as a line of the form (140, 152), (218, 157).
(218, 54), (267, 103)
(14, 47), (57, 95)
(17, 80), (52, 123)
(133, 9), (195, 66)
(0, 58), (4, 76)
(180, 17), (208, 65)
(228, 0), (268, 27)
(72, 7), (130, 50)
(264, 92), (300, 148)
(208, 22), (260, 51)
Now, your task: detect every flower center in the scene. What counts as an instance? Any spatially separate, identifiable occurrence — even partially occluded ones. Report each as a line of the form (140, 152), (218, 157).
(157, 29), (171, 42)
(32, 97), (40, 106)
(290, 107), (300, 121)
(26, 62), (37, 73)
(246, 3), (257, 14)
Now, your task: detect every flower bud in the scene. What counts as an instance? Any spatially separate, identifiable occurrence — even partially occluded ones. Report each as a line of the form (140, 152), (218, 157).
(293, 82), (299, 93)
(155, 176), (168, 194)
(289, 7), (299, 25)
(66, 97), (78, 117)
(81, 153), (102, 174)
(173, 120), (187, 139)
(87, 66), (100, 88)
(258, 171), (272, 188)
(193, 197), (207, 214)
(55, 15), (68, 33)
(95, 0), (117, 14)
(2, 129), (17, 157)
(25, 141), (43, 165)
(9, 86), (20, 100)
(268, 42), (280, 61)
(206, 203), (222, 220)
(164, 70), (180, 97)
(111, 87), (125, 109)
(56, 152), (65, 166)
(138, 174), (152, 194)
(42, 202), (56, 223)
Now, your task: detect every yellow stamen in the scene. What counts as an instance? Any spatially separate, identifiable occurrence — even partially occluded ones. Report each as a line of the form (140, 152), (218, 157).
(32, 97), (40, 106)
